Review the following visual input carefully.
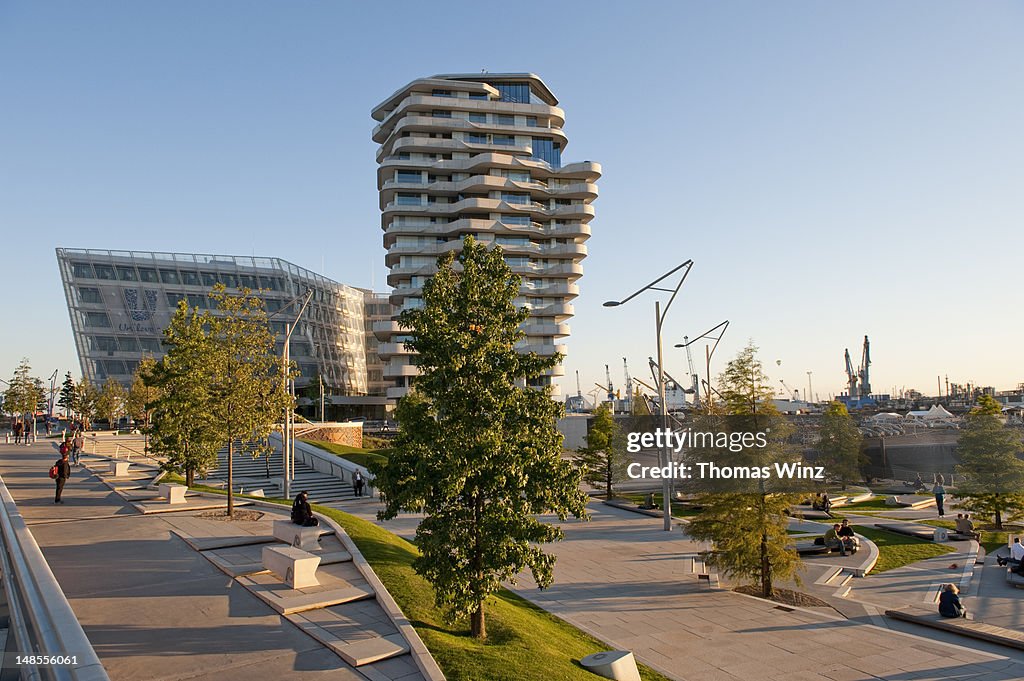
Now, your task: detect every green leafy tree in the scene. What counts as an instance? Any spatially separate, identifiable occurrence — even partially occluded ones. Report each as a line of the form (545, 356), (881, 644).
(686, 342), (802, 599)
(575, 403), (626, 499)
(207, 285), (291, 516)
(955, 394), (1024, 529)
(95, 377), (127, 430)
(4, 359), (44, 424)
(125, 357), (160, 429)
(146, 302), (223, 486)
(815, 401), (865, 488)
(373, 236), (589, 639)
(73, 380), (99, 428)
(57, 372), (76, 419)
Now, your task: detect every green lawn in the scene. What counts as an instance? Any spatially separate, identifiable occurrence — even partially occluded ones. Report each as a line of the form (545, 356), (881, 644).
(918, 519), (1015, 555)
(839, 497), (894, 511)
(853, 525), (956, 572)
(302, 439), (390, 469)
(167, 476), (670, 681)
(620, 492), (701, 518)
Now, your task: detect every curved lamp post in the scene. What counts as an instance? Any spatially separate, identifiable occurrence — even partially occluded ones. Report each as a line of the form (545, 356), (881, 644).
(604, 259), (693, 531)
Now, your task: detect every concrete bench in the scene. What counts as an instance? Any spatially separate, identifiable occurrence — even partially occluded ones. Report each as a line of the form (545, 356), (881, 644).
(273, 519), (320, 550)
(793, 541), (831, 556)
(262, 545), (320, 589)
(1006, 567), (1024, 588)
(876, 523), (940, 542)
(109, 461), (131, 477)
(157, 483), (187, 504)
(886, 606), (1024, 651)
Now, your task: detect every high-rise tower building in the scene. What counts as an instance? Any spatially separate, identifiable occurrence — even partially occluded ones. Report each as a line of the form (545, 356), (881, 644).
(371, 73), (600, 399)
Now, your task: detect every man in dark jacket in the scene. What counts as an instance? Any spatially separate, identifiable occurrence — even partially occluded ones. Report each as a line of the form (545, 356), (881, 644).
(938, 583), (966, 618)
(290, 491), (318, 527)
(54, 451), (71, 504)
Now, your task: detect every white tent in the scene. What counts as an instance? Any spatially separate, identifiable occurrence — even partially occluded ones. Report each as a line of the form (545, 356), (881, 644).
(923, 404), (955, 421)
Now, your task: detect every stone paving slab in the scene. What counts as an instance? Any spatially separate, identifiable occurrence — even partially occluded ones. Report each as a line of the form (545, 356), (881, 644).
(131, 496), (253, 514)
(239, 572), (375, 615)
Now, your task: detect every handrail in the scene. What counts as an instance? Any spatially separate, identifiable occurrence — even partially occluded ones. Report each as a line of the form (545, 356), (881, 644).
(0, 476), (109, 681)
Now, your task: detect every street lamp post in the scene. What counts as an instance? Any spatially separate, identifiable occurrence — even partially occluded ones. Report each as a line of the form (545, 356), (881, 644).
(605, 260), (693, 532)
(676, 320), (729, 411)
(270, 289), (314, 502)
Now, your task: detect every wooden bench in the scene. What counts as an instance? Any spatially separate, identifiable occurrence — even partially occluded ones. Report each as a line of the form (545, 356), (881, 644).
(262, 545), (320, 589)
(886, 606), (1024, 651)
(157, 483), (187, 504)
(273, 519), (320, 550)
(109, 461), (131, 477)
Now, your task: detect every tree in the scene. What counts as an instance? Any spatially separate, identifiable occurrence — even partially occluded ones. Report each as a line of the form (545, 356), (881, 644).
(125, 357), (160, 429)
(815, 401), (865, 488)
(372, 236), (589, 639)
(95, 377), (127, 430)
(575, 403), (626, 499)
(146, 301), (223, 486)
(4, 359), (43, 420)
(73, 380), (99, 428)
(57, 372), (75, 419)
(206, 285), (291, 516)
(686, 342), (802, 599)
(955, 394), (1024, 529)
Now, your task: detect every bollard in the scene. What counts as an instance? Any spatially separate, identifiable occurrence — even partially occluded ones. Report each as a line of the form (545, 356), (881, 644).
(580, 651), (641, 681)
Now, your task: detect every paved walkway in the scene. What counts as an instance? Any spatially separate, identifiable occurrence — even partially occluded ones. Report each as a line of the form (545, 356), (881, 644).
(0, 443), (414, 681)
(334, 498), (1024, 681)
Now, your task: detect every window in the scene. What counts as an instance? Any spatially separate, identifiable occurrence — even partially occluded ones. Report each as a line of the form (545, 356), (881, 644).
(71, 262), (94, 279)
(395, 193), (421, 206)
(78, 287), (102, 304)
(505, 257), (530, 267)
(102, 360), (126, 375)
(240, 275), (258, 289)
(502, 193), (530, 205)
(397, 170), (422, 184)
(492, 135), (515, 146)
(117, 337), (139, 352)
(159, 269), (179, 284)
(499, 215), (530, 225)
(466, 133), (488, 144)
(496, 236), (531, 246)
(526, 116), (538, 127)
(90, 336), (118, 352)
(138, 267), (158, 283)
(94, 264), (116, 280)
(531, 138), (561, 168)
(496, 83), (531, 103)
(201, 271), (219, 286)
(83, 311), (111, 328)
(469, 92), (488, 100)
(468, 112), (486, 123)
(431, 89), (452, 97)
(503, 170), (531, 182)
(496, 114), (514, 126)
(187, 294), (207, 309)
(220, 274), (238, 289)
(181, 270), (200, 286)
(139, 338), (162, 353)
(431, 110), (451, 118)
(165, 292), (186, 307)
(115, 266), (136, 281)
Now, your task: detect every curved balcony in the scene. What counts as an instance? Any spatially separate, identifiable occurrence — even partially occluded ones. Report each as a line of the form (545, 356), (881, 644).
(382, 217), (591, 244)
(378, 174), (595, 208)
(376, 342), (415, 357)
(372, 319), (403, 341)
(520, 322), (571, 338)
(376, 115), (567, 149)
(377, 154), (601, 186)
(373, 95), (565, 136)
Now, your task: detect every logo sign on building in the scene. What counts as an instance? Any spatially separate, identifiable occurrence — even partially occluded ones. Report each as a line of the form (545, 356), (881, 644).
(121, 288), (160, 333)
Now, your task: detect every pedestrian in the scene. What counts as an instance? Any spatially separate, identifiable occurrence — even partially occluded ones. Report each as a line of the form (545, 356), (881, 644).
(13, 421), (22, 445)
(938, 583), (967, 618)
(353, 471), (364, 498)
(933, 479), (946, 517)
(53, 449), (71, 504)
(45, 419), (52, 436)
(72, 431), (84, 465)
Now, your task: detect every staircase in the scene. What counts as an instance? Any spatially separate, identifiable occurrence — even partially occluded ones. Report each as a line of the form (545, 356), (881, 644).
(206, 441), (357, 504)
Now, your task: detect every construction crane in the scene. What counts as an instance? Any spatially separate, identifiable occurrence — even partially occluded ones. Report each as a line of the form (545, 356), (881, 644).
(778, 379), (799, 401)
(622, 358), (633, 414)
(565, 371), (585, 413)
(844, 348), (858, 398)
(46, 369), (59, 419)
(859, 335), (871, 398)
(682, 335), (700, 408)
(604, 364), (615, 402)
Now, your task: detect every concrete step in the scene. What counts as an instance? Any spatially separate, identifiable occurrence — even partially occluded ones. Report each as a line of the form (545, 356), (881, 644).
(333, 633), (409, 667)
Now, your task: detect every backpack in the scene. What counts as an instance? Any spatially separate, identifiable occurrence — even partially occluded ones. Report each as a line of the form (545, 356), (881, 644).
(59, 441), (68, 455)
(49, 463), (59, 479)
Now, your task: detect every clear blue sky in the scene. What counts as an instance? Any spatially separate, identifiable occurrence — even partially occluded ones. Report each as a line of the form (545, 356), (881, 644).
(2, 1), (1022, 401)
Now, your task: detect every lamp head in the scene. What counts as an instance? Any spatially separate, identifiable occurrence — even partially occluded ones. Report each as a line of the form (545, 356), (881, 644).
(602, 301), (621, 308)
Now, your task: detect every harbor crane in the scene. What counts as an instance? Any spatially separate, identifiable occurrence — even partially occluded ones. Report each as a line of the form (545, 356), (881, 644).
(622, 358), (633, 414)
(779, 379), (799, 401)
(604, 364), (615, 402)
(682, 336), (700, 408)
(843, 335), (872, 399)
(565, 371), (586, 413)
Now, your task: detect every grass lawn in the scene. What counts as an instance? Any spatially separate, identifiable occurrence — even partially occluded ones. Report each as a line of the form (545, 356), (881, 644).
(302, 439), (390, 469)
(917, 519), (1017, 555)
(166, 475), (670, 681)
(838, 497), (894, 511)
(620, 492), (701, 518)
(853, 525), (956, 572)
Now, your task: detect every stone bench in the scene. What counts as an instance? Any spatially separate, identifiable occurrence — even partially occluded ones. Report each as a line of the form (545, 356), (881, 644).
(262, 545), (320, 589)
(157, 483), (187, 504)
(793, 541), (831, 556)
(886, 606), (1024, 651)
(273, 519), (320, 550)
(876, 523), (944, 542)
(1006, 567), (1024, 588)
(109, 461), (131, 477)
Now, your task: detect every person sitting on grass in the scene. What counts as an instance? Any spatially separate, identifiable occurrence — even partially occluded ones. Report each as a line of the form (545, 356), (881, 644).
(823, 523), (849, 556)
(938, 583), (967, 618)
(955, 514), (981, 540)
(837, 519), (860, 553)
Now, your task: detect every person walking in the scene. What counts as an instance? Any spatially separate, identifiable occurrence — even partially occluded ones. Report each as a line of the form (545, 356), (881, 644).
(72, 431), (84, 465)
(13, 421), (22, 445)
(933, 479), (946, 517)
(353, 471), (364, 498)
(53, 450), (71, 504)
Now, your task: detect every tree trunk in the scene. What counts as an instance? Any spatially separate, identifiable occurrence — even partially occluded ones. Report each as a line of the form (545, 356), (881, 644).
(996, 508), (1003, 530)
(605, 460), (613, 500)
(760, 532), (772, 598)
(186, 466), (194, 487)
(227, 439), (234, 517)
(471, 604), (486, 639)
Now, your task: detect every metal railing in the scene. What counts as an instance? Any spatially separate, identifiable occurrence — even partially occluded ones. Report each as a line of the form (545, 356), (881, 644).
(0, 477), (109, 681)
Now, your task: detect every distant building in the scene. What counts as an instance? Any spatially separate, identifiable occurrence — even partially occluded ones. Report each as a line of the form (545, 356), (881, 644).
(56, 248), (393, 416)
(371, 73), (600, 399)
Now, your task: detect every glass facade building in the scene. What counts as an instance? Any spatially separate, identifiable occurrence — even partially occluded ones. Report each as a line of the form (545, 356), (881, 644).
(56, 249), (392, 402)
